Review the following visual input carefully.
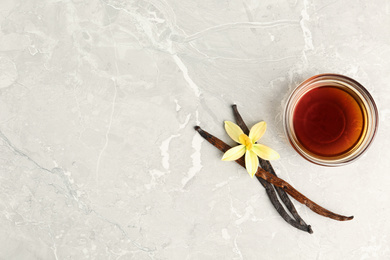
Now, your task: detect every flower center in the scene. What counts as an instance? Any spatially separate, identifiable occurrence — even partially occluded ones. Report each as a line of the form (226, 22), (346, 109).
(239, 134), (253, 150)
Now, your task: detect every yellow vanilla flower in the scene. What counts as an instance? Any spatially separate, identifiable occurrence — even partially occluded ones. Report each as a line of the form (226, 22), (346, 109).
(222, 121), (280, 177)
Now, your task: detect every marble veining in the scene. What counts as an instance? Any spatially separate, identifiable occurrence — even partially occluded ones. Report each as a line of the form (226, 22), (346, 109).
(1, 0), (390, 259)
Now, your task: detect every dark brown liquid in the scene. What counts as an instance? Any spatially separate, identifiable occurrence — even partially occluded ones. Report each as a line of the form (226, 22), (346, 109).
(293, 86), (366, 157)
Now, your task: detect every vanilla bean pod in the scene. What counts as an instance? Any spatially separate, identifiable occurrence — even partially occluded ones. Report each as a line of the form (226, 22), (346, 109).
(194, 125), (308, 232)
(258, 181), (311, 232)
(232, 105), (312, 231)
(194, 126), (353, 222)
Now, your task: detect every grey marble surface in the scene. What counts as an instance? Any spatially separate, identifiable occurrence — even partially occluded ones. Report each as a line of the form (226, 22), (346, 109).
(1, 0), (390, 259)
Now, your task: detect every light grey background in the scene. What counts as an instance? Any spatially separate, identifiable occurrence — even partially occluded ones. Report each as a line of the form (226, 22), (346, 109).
(1, 0), (390, 259)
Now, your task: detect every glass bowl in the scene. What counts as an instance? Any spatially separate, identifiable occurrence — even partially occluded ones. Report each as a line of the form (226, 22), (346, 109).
(283, 74), (378, 166)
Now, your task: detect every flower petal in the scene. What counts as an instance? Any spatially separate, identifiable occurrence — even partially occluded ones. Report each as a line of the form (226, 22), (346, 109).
(249, 121), (267, 142)
(252, 144), (280, 160)
(245, 150), (259, 178)
(224, 121), (244, 143)
(221, 145), (246, 161)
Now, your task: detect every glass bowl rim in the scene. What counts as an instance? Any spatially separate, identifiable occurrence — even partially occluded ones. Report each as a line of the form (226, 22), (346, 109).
(283, 73), (379, 166)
